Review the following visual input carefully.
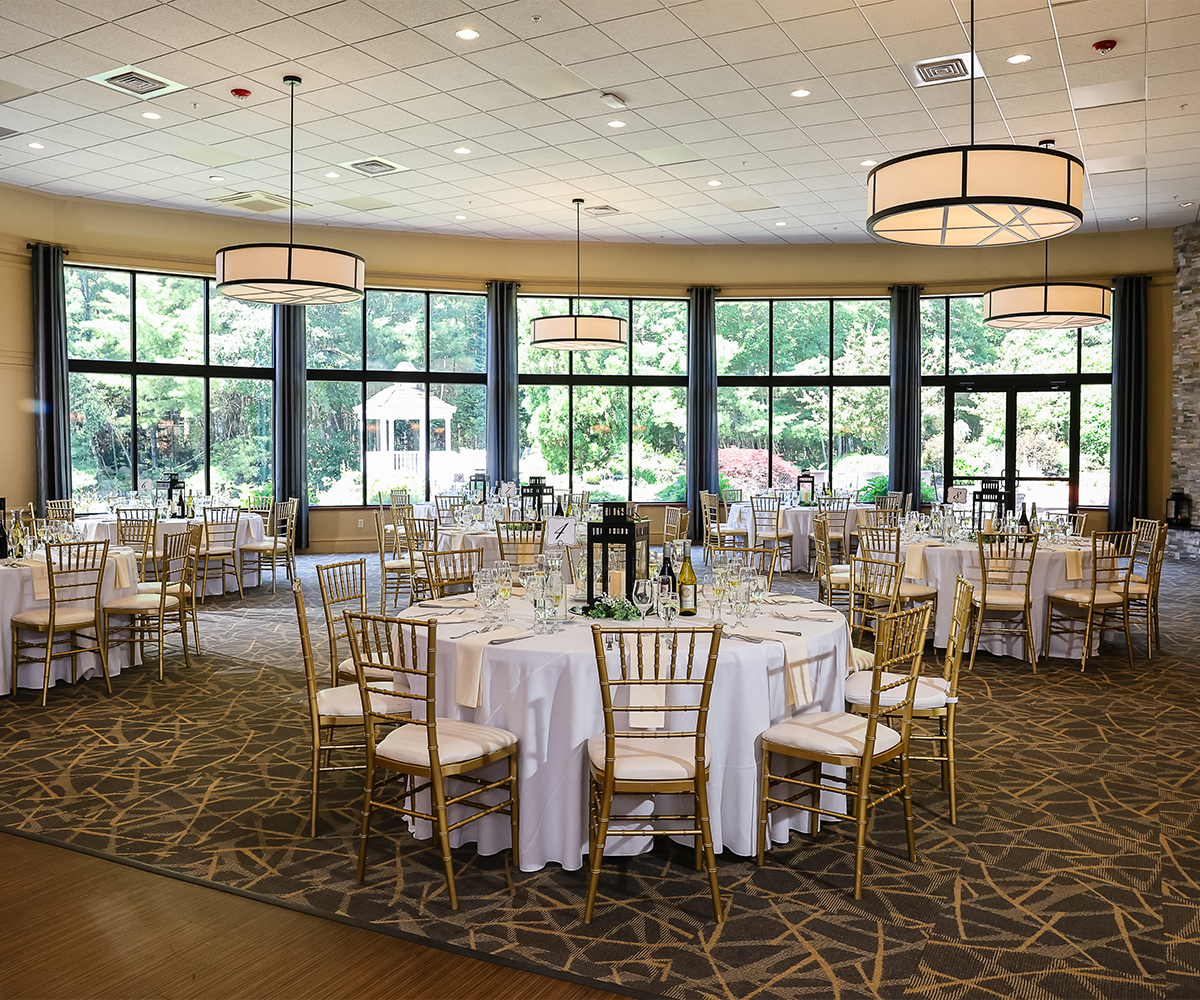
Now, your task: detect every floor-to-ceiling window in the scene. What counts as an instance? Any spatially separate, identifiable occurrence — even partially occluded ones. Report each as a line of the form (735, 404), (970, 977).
(65, 266), (274, 507)
(920, 295), (1112, 512)
(517, 296), (688, 502)
(305, 290), (486, 505)
(716, 298), (890, 496)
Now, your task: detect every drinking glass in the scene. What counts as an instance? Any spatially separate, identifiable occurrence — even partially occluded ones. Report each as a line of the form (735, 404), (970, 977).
(702, 583), (723, 625)
(546, 569), (565, 631)
(659, 588), (680, 629)
(495, 560), (512, 615)
(750, 572), (768, 610)
(474, 568), (496, 621)
(529, 576), (549, 634)
(632, 579), (653, 619)
(730, 582), (751, 628)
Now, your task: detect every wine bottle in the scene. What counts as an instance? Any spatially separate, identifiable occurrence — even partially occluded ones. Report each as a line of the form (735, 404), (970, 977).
(658, 543), (676, 593)
(1018, 502), (1029, 534)
(554, 497), (565, 517)
(0, 498), (8, 559)
(186, 490), (194, 518)
(1028, 502), (1039, 535)
(677, 539), (697, 616)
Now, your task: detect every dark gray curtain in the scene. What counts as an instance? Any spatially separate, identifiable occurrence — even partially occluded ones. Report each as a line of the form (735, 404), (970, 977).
(30, 243), (72, 515)
(1109, 275), (1149, 530)
(889, 284), (922, 506)
(485, 280), (520, 485)
(687, 286), (718, 540)
(274, 304), (308, 549)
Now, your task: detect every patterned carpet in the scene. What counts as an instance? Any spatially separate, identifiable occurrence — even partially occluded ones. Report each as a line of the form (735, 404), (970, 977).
(1, 550), (1198, 999)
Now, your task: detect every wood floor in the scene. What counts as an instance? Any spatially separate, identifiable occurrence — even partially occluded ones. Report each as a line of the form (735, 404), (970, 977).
(0, 833), (621, 1000)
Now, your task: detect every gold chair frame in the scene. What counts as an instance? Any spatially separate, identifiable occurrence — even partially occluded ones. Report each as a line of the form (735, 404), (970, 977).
(103, 529), (191, 679)
(496, 521), (544, 566)
(848, 554), (902, 648)
(1045, 530), (1137, 671)
(751, 495), (793, 571)
(968, 533), (1039, 672)
(425, 548), (484, 598)
(198, 505), (243, 601)
(240, 498), (297, 593)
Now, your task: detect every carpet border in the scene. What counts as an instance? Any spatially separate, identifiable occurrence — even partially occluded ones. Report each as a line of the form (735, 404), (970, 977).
(2, 825), (666, 1000)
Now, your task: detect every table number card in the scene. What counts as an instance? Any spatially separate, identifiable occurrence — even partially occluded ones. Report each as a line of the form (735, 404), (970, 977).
(545, 516), (578, 546)
(945, 487), (968, 504)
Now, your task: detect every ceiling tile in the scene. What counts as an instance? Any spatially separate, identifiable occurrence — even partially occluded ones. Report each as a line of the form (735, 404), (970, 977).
(241, 18), (342, 59)
(296, 0), (406, 43)
(708, 24), (798, 64)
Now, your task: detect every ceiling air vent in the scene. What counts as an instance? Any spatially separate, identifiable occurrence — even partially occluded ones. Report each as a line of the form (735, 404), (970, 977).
(339, 156), (408, 177)
(86, 65), (186, 100)
(0, 125), (18, 139)
(585, 205), (620, 216)
(207, 191), (310, 214)
(905, 53), (983, 89)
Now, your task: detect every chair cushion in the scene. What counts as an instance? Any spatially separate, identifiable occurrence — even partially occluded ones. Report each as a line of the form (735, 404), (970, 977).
(135, 549), (164, 560)
(849, 647), (875, 672)
(11, 607), (96, 627)
(829, 572), (851, 586)
(104, 593), (180, 612)
(845, 671), (950, 710)
(1048, 588), (1125, 606)
(974, 588), (1028, 608)
(756, 530), (793, 541)
(586, 734), (707, 781)
(832, 563), (850, 573)
(240, 540), (283, 553)
(316, 683), (410, 718)
(1124, 582), (1150, 596)
(376, 718), (517, 766)
(337, 655), (398, 685)
(137, 582), (193, 596)
(202, 547), (235, 557)
(762, 711), (901, 757)
(383, 558), (412, 571)
(900, 581), (938, 600)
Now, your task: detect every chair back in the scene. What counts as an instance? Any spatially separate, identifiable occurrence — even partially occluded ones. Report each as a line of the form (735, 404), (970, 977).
(817, 494), (851, 537)
(496, 521), (544, 565)
(857, 524), (900, 560)
(374, 509), (397, 563)
(316, 558), (368, 685)
(699, 492), (719, 535)
(435, 493), (465, 525)
(202, 506), (241, 550)
(401, 516), (438, 555)
(875, 494), (903, 511)
(942, 576), (974, 696)
(811, 514), (837, 598)
(115, 507), (156, 556)
(158, 529), (193, 588)
(390, 488), (411, 508)
(750, 495), (780, 534)
(976, 533), (1037, 601)
(46, 499), (75, 522)
(859, 603), (934, 749)
(1131, 518), (1162, 578)
(589, 623), (723, 765)
(1090, 530), (1136, 601)
(291, 581), (323, 726)
(425, 548), (484, 597)
(663, 507), (682, 544)
(720, 488), (742, 505)
(862, 508), (900, 528)
(44, 540), (109, 626)
(710, 545), (778, 589)
(848, 554), (902, 646)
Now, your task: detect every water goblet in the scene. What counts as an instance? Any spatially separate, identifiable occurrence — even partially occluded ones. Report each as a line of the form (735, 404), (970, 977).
(750, 572), (768, 610)
(730, 582), (751, 628)
(632, 578), (653, 620)
(659, 589), (680, 642)
(702, 583), (724, 625)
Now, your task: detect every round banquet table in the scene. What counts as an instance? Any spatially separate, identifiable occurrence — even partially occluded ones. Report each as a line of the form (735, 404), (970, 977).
(394, 594), (852, 871)
(436, 528), (501, 567)
(82, 513), (265, 596)
(0, 547), (141, 697)
(725, 503), (872, 571)
(899, 538), (1095, 659)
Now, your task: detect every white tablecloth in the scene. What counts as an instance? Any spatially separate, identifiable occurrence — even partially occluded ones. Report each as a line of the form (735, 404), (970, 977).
(726, 503), (871, 571)
(0, 550), (140, 697)
(82, 514), (265, 596)
(395, 596), (851, 871)
(437, 528), (501, 567)
(901, 540), (1094, 658)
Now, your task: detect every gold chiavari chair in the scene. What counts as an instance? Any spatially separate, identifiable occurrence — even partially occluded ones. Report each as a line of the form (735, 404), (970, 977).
(139, 522), (202, 654)
(316, 558), (370, 687)
(584, 623), (725, 923)
(1045, 529), (1137, 671)
(812, 514), (850, 612)
(859, 524), (939, 637)
(1127, 519), (1167, 657)
(46, 499), (75, 522)
(968, 532), (1039, 672)
(847, 554), (902, 649)
(663, 506), (682, 547)
(875, 494), (904, 512)
(435, 493), (465, 526)
(373, 509), (411, 614)
(846, 576), (973, 824)
(1067, 511), (1089, 536)
(751, 494), (793, 571)
(861, 508), (900, 529)
(399, 516), (438, 604)
(348, 611), (519, 910)
(496, 520), (544, 567)
(240, 498), (297, 593)
(425, 548), (483, 599)
(700, 491), (748, 563)
(11, 539), (111, 705)
(103, 528), (191, 679)
(390, 488), (411, 508)
(198, 505), (243, 601)
(709, 545), (778, 591)
(115, 506), (159, 582)
(756, 602), (932, 899)
(815, 495), (851, 564)
(292, 582), (410, 838)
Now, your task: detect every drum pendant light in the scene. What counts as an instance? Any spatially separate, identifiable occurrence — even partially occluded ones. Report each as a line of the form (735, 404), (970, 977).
(865, 0), (1085, 247)
(983, 240), (1112, 329)
(215, 76), (365, 305)
(530, 199), (627, 351)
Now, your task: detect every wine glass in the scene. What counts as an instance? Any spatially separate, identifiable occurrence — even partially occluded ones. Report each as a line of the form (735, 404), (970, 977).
(702, 582), (723, 625)
(528, 575), (549, 634)
(632, 578), (653, 620)
(749, 572), (768, 611)
(474, 568), (496, 621)
(495, 560), (512, 616)
(659, 589), (680, 643)
(730, 582), (751, 628)
(546, 568), (564, 631)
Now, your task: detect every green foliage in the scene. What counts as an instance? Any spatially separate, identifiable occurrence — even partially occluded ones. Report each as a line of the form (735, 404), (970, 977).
(582, 595), (642, 620)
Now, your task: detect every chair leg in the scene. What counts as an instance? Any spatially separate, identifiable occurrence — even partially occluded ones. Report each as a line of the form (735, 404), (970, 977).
(900, 753), (917, 862)
(943, 712), (958, 826)
(508, 753), (520, 872)
(356, 769), (376, 882)
(584, 776), (615, 924)
(852, 763), (871, 901)
(756, 747), (771, 866)
(967, 605), (983, 672)
(431, 772), (458, 910)
(1024, 602), (1038, 673)
(694, 776), (723, 922)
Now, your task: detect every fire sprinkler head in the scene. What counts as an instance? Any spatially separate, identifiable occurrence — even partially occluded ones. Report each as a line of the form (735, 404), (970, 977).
(1092, 39), (1117, 55)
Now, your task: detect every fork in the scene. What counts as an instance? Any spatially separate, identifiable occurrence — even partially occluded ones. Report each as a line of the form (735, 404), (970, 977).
(728, 633), (765, 643)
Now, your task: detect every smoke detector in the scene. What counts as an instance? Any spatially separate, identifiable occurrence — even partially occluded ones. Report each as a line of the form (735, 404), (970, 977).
(207, 190), (309, 213)
(86, 65), (186, 100)
(1093, 39), (1117, 55)
(338, 156), (408, 177)
(600, 92), (627, 110)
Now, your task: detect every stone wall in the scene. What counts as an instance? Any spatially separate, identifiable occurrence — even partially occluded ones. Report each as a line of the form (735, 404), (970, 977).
(1171, 222), (1200, 560)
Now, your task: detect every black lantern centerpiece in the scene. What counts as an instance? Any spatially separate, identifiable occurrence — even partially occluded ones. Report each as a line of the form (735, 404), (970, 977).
(1167, 491), (1192, 527)
(797, 470), (816, 505)
(586, 501), (651, 607)
(156, 473), (183, 512)
(468, 472), (490, 502)
(521, 475), (555, 520)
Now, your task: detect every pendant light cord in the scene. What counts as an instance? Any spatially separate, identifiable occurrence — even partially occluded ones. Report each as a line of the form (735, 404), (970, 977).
(284, 75), (301, 246)
(969, 0), (975, 147)
(573, 197), (584, 313)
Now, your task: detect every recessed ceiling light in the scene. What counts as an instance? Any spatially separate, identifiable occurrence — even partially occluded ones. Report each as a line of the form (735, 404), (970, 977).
(607, 120), (626, 128)
(455, 28), (479, 40)
(860, 159), (878, 167)
(790, 88), (811, 98)
(455, 214), (467, 220)
(1183, 202), (1195, 207)
(209, 174), (225, 182)
(27, 142), (44, 149)
(141, 111), (160, 119)
(325, 171), (339, 178)
(1007, 53), (1033, 64)
(707, 179), (722, 187)
(453, 146), (471, 154)
(775, 221), (787, 227)
(1128, 216), (1140, 221)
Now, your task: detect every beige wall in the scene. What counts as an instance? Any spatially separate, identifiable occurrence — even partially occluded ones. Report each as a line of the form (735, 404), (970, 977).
(0, 182), (1177, 536)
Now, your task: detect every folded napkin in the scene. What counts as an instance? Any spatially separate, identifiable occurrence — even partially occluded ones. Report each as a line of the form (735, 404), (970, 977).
(1064, 548), (1083, 580)
(736, 628), (812, 707)
(23, 557), (49, 601)
(904, 541), (941, 579)
(109, 547), (138, 589)
(455, 626), (536, 707)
